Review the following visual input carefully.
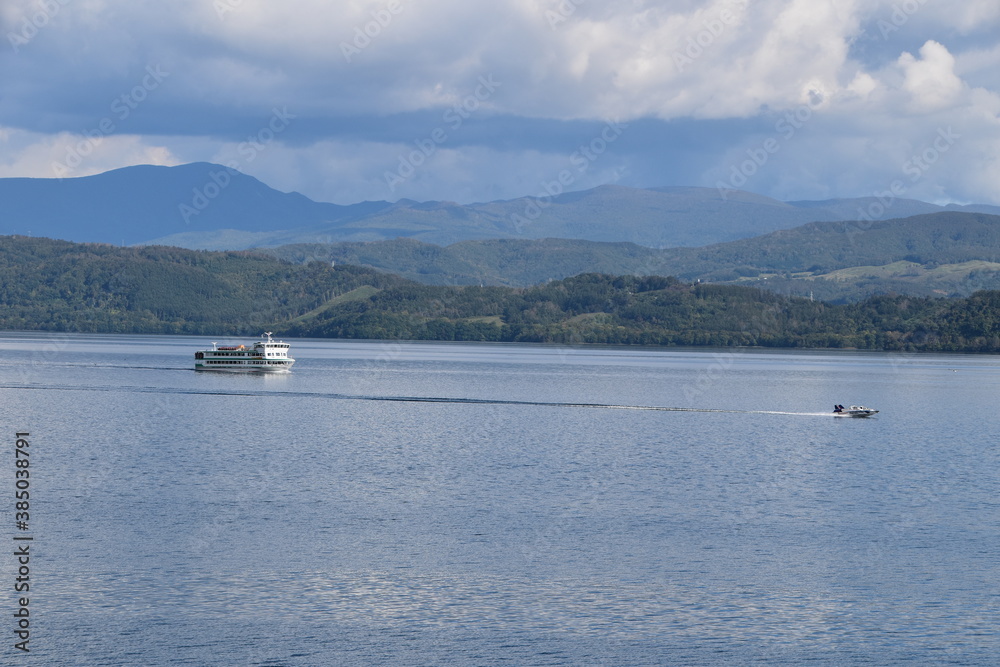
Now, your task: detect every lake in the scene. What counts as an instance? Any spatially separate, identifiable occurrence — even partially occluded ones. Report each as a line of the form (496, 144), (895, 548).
(1, 332), (998, 665)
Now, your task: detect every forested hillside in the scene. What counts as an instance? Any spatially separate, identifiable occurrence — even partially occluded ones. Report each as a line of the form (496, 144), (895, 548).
(0, 236), (405, 334)
(3, 236), (1000, 352)
(264, 211), (1000, 302)
(284, 273), (1000, 352)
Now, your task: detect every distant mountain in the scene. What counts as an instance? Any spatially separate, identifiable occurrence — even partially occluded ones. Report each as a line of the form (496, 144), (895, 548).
(786, 197), (1000, 219)
(273, 185), (849, 248)
(158, 183), (997, 250)
(5, 163), (998, 249)
(262, 211), (1000, 302)
(0, 163), (393, 246)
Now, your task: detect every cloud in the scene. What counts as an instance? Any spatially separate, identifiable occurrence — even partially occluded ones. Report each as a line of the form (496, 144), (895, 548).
(0, 127), (180, 179)
(0, 0), (863, 123)
(922, 0), (1000, 33)
(898, 40), (965, 112)
(1, 0), (999, 207)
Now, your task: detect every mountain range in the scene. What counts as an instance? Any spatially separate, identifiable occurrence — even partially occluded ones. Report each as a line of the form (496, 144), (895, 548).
(6, 163), (1000, 302)
(261, 212), (1000, 302)
(4, 162), (999, 249)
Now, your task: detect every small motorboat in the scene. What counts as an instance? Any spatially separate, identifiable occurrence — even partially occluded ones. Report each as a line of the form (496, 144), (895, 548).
(833, 404), (878, 417)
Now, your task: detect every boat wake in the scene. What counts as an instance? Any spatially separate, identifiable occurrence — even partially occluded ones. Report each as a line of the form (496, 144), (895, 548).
(54, 363), (191, 371)
(0, 382), (860, 416)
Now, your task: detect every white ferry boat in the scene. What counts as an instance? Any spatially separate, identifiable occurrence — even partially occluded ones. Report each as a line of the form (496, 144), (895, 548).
(194, 332), (295, 372)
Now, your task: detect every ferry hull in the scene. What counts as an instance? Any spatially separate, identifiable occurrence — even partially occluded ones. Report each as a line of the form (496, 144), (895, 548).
(194, 361), (294, 372)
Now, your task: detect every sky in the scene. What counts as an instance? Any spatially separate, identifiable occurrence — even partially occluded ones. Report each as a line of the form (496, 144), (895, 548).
(1, 0), (999, 207)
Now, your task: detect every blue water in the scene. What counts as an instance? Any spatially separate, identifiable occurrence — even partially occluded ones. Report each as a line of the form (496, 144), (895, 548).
(0, 332), (998, 665)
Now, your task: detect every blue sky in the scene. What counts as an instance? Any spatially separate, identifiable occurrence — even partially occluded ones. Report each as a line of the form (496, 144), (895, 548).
(1, 0), (998, 206)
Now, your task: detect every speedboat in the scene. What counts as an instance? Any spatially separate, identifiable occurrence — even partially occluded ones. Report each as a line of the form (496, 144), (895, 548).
(833, 405), (878, 417)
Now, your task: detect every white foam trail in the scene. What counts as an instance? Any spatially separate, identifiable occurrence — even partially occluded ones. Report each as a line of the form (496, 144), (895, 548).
(0, 383), (863, 417)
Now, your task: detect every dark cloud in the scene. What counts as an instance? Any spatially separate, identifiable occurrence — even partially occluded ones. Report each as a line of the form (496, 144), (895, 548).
(1, 0), (998, 206)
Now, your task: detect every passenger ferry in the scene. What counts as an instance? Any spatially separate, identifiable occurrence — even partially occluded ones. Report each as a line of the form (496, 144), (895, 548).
(194, 332), (295, 372)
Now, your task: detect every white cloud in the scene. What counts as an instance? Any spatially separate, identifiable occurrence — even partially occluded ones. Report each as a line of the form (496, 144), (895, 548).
(898, 41), (964, 112)
(0, 128), (180, 179)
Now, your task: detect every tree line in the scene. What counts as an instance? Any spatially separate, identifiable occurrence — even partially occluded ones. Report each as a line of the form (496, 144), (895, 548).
(2, 236), (1000, 351)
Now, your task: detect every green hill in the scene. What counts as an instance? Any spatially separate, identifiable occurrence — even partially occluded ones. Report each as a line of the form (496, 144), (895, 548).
(3, 235), (1000, 352)
(263, 211), (1000, 301)
(281, 272), (1000, 352)
(264, 237), (659, 286)
(0, 236), (406, 334)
